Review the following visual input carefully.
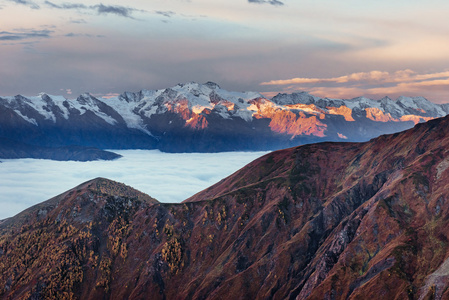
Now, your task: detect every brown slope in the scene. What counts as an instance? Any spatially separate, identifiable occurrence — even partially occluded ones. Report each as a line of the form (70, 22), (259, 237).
(184, 116), (449, 299)
(298, 118), (449, 299)
(2, 116), (449, 299)
(0, 178), (158, 299)
(0, 177), (158, 231)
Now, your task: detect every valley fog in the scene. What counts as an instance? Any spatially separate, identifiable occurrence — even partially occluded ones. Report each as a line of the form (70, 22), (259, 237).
(0, 150), (268, 220)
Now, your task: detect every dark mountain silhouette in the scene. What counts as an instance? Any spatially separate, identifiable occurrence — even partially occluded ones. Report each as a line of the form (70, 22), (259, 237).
(0, 137), (121, 161)
(2, 115), (449, 299)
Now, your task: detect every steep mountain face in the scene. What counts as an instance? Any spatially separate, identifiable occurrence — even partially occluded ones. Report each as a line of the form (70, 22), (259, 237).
(2, 115), (449, 299)
(0, 93), (157, 150)
(1, 82), (448, 152)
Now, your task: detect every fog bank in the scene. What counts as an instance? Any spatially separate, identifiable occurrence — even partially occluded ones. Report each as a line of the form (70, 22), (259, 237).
(0, 150), (268, 220)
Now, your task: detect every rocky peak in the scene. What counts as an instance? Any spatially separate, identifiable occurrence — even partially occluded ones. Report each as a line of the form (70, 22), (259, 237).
(118, 91), (138, 103)
(204, 81), (220, 90)
(76, 92), (97, 105)
(160, 88), (178, 100)
(271, 91), (318, 105)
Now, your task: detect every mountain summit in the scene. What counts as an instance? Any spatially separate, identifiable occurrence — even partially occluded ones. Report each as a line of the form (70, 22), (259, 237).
(2, 114), (449, 298)
(1, 82), (448, 153)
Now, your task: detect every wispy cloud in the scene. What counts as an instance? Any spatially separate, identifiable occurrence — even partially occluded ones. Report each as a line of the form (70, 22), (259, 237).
(95, 4), (135, 18)
(248, 0), (284, 6)
(65, 32), (105, 38)
(261, 70), (449, 102)
(44, 1), (86, 9)
(44, 1), (144, 18)
(96, 92), (120, 99)
(261, 70), (449, 86)
(7, 0), (39, 9)
(155, 11), (176, 18)
(0, 29), (53, 41)
(70, 18), (87, 24)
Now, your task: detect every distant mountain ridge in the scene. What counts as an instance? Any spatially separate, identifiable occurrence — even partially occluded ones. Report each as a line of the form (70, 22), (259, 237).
(3, 114), (449, 298)
(0, 137), (121, 161)
(1, 81), (448, 153)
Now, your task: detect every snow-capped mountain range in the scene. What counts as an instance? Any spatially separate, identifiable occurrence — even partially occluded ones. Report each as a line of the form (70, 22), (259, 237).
(1, 81), (448, 153)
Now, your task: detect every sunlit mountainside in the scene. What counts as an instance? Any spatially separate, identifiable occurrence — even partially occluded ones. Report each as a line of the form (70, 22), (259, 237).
(3, 114), (449, 298)
(1, 81), (448, 155)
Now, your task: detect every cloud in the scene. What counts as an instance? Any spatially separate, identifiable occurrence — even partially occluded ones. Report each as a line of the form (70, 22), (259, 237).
(7, 0), (39, 9)
(248, 0), (284, 6)
(60, 88), (73, 95)
(261, 70), (449, 86)
(0, 29), (53, 41)
(97, 92), (120, 99)
(44, 1), (143, 18)
(95, 4), (135, 18)
(0, 35), (22, 41)
(65, 32), (105, 38)
(0, 150), (268, 220)
(155, 10), (176, 18)
(70, 18), (87, 24)
(260, 70), (449, 102)
(44, 1), (86, 9)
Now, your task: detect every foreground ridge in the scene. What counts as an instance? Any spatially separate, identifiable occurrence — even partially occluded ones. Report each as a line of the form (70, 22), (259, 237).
(2, 116), (449, 299)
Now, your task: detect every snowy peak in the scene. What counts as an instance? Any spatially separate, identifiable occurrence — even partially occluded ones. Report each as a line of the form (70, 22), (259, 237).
(204, 81), (220, 89)
(76, 93), (99, 106)
(272, 92), (449, 119)
(271, 91), (319, 105)
(1, 82), (449, 152)
(396, 96), (446, 116)
(3, 84), (448, 127)
(107, 82), (266, 126)
(166, 81), (263, 105)
(118, 91), (139, 103)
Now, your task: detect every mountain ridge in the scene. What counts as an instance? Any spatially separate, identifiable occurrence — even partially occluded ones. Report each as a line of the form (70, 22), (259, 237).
(0, 137), (121, 161)
(1, 81), (447, 153)
(0, 177), (158, 230)
(2, 114), (449, 298)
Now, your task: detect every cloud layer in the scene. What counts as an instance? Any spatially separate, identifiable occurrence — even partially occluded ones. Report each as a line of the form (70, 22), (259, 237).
(261, 70), (449, 102)
(0, 150), (268, 220)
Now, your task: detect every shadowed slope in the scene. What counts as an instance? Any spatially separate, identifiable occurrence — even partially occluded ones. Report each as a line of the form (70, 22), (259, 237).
(0, 137), (122, 161)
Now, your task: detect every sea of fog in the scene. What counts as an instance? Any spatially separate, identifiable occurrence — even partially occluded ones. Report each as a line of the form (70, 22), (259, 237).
(0, 150), (269, 220)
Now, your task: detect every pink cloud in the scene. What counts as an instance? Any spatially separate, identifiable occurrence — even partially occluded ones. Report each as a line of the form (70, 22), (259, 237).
(260, 69), (449, 103)
(97, 92), (120, 99)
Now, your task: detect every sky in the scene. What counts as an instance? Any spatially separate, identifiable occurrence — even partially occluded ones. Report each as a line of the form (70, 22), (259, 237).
(1, 0), (449, 102)
(0, 150), (268, 219)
